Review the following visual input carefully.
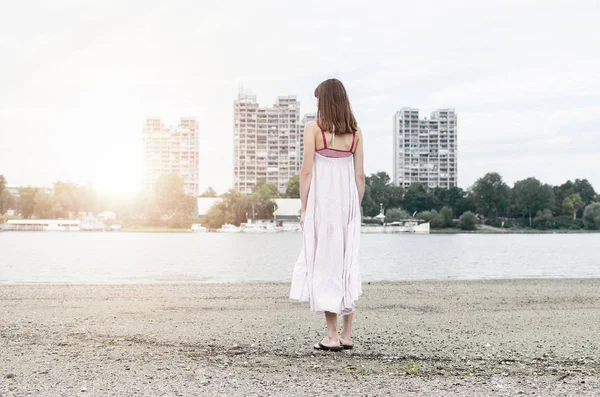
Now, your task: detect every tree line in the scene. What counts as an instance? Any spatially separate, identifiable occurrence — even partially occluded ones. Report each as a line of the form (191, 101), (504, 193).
(357, 171), (600, 230)
(0, 173), (196, 229)
(2, 171), (599, 231)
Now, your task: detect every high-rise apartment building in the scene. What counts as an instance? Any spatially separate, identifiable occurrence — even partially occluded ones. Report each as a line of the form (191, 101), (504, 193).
(233, 92), (300, 194)
(142, 117), (199, 196)
(299, 113), (316, 160)
(393, 108), (457, 189)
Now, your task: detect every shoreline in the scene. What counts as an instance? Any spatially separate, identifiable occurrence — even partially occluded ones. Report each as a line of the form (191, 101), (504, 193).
(2, 279), (599, 396)
(3, 227), (599, 234)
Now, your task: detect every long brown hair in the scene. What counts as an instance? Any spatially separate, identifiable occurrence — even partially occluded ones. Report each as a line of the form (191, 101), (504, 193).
(314, 79), (358, 134)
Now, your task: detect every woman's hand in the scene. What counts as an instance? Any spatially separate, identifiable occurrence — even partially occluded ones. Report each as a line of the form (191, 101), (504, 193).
(300, 210), (306, 231)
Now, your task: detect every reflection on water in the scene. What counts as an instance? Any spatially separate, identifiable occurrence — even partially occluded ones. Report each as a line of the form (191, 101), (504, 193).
(0, 232), (599, 284)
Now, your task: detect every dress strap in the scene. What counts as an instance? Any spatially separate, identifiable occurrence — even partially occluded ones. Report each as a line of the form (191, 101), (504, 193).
(349, 130), (356, 152)
(320, 129), (327, 148)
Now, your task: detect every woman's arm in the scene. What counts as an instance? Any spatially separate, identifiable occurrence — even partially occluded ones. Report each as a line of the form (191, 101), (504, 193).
(300, 122), (316, 213)
(353, 128), (365, 203)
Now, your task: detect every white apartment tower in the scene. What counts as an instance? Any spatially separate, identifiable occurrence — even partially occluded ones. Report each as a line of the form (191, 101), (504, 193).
(299, 113), (316, 159)
(393, 108), (457, 189)
(233, 92), (301, 194)
(142, 117), (199, 196)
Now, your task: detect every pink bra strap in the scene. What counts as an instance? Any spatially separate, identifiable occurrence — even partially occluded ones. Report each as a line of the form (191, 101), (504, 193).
(320, 129), (327, 148)
(349, 131), (356, 152)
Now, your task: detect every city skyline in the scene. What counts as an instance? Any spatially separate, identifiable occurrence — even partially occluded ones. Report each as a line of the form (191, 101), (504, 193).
(1, 1), (599, 194)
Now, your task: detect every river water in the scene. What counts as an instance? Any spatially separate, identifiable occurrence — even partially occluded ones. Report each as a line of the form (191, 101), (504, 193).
(0, 232), (598, 284)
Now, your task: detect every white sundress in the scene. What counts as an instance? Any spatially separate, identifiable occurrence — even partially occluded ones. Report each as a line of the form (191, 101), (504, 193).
(289, 130), (362, 315)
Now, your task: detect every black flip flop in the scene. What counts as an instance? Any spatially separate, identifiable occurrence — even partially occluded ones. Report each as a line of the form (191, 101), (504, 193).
(314, 343), (343, 352)
(341, 344), (354, 350)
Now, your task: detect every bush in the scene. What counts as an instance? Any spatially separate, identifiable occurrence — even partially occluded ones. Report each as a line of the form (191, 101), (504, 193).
(548, 215), (584, 230)
(583, 203), (600, 230)
(533, 209), (553, 230)
(459, 211), (478, 230)
(430, 214), (446, 229)
(385, 208), (410, 223)
(416, 210), (438, 223)
(439, 206), (453, 227)
(167, 214), (192, 229)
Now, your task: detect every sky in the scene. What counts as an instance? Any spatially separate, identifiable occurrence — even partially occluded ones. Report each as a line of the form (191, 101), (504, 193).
(1, 0), (599, 195)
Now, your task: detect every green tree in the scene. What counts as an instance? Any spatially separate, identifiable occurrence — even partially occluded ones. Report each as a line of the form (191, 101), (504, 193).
(251, 178), (278, 220)
(0, 175), (8, 214)
(49, 182), (100, 215)
(201, 187), (218, 197)
(563, 193), (585, 220)
(582, 203), (600, 230)
(0, 189), (16, 215)
(219, 189), (252, 225)
(402, 184), (438, 214)
(553, 180), (575, 215)
(203, 202), (228, 229)
(34, 190), (59, 219)
(18, 188), (38, 219)
(0, 175), (17, 215)
(155, 173), (186, 216)
(364, 172), (403, 216)
(512, 178), (555, 227)
(0, 175), (5, 199)
(177, 194), (197, 219)
(459, 211), (478, 231)
(595, 194), (600, 203)
(361, 184), (379, 217)
(554, 179), (597, 214)
(573, 179), (596, 204)
(470, 172), (510, 218)
(54, 182), (77, 214)
(432, 186), (474, 217)
(285, 175), (300, 198)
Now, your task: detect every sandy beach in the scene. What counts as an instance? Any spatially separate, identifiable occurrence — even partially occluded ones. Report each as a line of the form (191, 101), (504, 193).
(1, 279), (599, 396)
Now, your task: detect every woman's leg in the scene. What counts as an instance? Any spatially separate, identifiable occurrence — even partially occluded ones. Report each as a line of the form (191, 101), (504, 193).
(321, 311), (340, 347)
(341, 313), (353, 346)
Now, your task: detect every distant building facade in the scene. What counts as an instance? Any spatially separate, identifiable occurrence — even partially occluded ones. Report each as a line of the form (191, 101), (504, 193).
(299, 113), (316, 160)
(142, 117), (199, 196)
(233, 92), (301, 194)
(393, 108), (457, 189)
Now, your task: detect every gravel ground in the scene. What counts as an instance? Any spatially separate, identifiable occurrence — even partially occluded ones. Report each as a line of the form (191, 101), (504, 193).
(1, 279), (599, 396)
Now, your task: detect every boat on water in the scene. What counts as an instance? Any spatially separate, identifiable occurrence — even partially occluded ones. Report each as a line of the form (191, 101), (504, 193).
(388, 219), (430, 234)
(44, 224), (69, 232)
(5, 219), (81, 232)
(360, 219), (430, 234)
(80, 217), (106, 232)
(282, 224), (301, 233)
(216, 223), (241, 233)
(190, 223), (208, 233)
(262, 224), (281, 233)
(240, 220), (282, 233)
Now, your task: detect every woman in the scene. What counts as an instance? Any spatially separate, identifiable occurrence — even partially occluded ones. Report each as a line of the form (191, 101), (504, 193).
(290, 78), (365, 351)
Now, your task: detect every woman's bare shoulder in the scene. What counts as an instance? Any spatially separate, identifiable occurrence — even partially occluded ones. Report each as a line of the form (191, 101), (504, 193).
(304, 120), (319, 136)
(355, 126), (363, 139)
